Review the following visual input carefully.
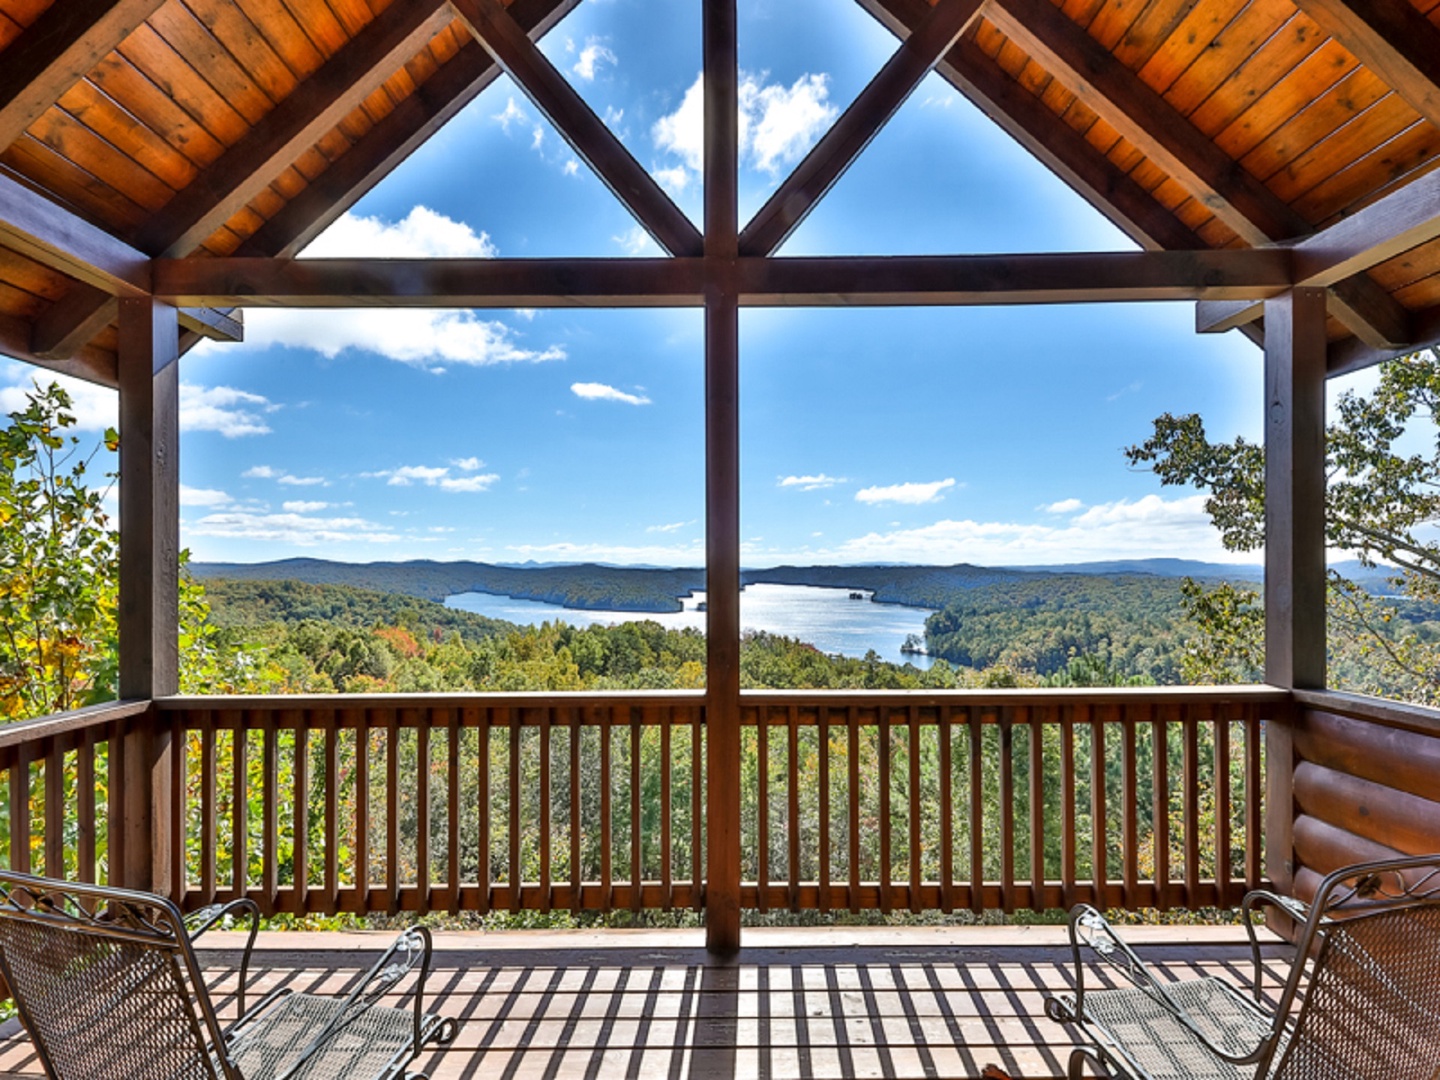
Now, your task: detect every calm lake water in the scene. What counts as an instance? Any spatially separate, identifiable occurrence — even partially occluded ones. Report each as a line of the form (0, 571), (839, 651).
(445, 583), (937, 668)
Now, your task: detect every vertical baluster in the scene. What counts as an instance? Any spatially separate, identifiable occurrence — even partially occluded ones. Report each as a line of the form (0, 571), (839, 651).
(1061, 706), (1077, 908)
(939, 706), (953, 914)
(629, 705), (640, 914)
(448, 708), (461, 916)
(879, 706), (891, 915)
(1152, 706), (1171, 910)
(12, 743), (32, 874)
(847, 705), (859, 914)
(692, 703), (703, 913)
(478, 707), (492, 915)
(788, 706), (801, 913)
(818, 704), (831, 914)
(354, 710), (370, 912)
(662, 705), (673, 912)
(756, 706), (769, 913)
(570, 706), (582, 914)
(323, 710), (338, 915)
(1029, 706), (1046, 913)
(1090, 710), (1107, 908)
(1122, 706), (1141, 910)
(170, 714), (184, 903)
(231, 714), (246, 903)
(386, 711), (399, 916)
(1000, 708), (1015, 914)
(45, 740), (63, 880)
(539, 707), (552, 914)
(968, 706), (983, 915)
(293, 711), (309, 913)
(1184, 704), (1202, 909)
(908, 704), (921, 915)
(416, 710), (430, 912)
(200, 716), (216, 904)
(1215, 707), (1233, 906)
(78, 730), (96, 884)
(1245, 713), (1263, 889)
(601, 705), (612, 912)
(509, 710), (521, 914)
(263, 712), (278, 913)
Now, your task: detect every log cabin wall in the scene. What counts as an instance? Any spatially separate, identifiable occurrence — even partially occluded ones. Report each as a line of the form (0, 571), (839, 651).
(1287, 689), (1440, 903)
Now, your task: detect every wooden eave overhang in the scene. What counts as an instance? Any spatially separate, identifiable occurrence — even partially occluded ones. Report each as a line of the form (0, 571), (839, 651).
(2, 0), (1440, 387)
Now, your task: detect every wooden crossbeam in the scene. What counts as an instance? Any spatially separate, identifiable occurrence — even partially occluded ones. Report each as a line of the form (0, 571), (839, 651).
(0, 173), (149, 296)
(0, 311), (116, 386)
(0, 0), (165, 152)
(451, 0), (702, 257)
(236, 0), (580, 260)
(739, 0), (984, 256)
(150, 250), (1290, 308)
(31, 0), (454, 359)
(177, 306), (242, 343)
(1293, 0), (1440, 130)
(1330, 308), (1440, 377)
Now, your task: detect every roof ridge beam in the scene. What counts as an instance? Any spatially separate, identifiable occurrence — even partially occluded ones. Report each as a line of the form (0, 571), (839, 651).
(984, 0), (1409, 348)
(739, 0), (985, 257)
(450, 0), (703, 257)
(32, 0), (453, 359)
(1292, 0), (1440, 130)
(0, 0), (166, 152)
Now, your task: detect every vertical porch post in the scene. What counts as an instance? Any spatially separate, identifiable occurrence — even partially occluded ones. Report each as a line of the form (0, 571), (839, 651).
(116, 296), (180, 897)
(703, 0), (741, 954)
(1262, 286), (1327, 895)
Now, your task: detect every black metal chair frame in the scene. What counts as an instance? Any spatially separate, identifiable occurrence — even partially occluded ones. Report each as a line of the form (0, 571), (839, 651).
(0, 871), (457, 1080)
(1045, 853), (1440, 1080)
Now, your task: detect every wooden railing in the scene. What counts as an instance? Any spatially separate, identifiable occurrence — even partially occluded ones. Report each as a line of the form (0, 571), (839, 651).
(0, 688), (1288, 919)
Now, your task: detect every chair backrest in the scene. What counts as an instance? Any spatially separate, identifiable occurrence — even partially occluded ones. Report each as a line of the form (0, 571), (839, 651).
(0, 872), (234, 1080)
(1273, 856), (1440, 1080)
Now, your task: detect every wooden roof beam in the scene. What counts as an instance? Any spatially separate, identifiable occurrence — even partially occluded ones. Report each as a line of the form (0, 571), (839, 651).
(0, 0), (165, 152)
(739, 0), (985, 257)
(151, 249), (1290, 307)
(0, 312), (116, 386)
(1293, 0), (1440, 130)
(450, 0), (702, 257)
(0, 173), (149, 296)
(31, 0), (455, 359)
(1329, 309), (1440, 377)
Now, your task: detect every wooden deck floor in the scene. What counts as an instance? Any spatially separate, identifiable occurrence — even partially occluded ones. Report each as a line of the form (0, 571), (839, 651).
(0, 925), (1292, 1079)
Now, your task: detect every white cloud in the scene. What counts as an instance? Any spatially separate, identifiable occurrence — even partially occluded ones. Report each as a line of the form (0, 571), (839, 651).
(531, 125), (545, 151)
(451, 456), (484, 471)
(370, 465), (449, 487)
(243, 465), (276, 478)
(651, 165), (690, 195)
(301, 206), (496, 259)
(646, 520), (694, 533)
(492, 96), (528, 134)
(179, 383), (278, 438)
(0, 372), (115, 431)
(439, 473), (499, 492)
(180, 485), (231, 508)
(779, 473), (844, 491)
(187, 510), (404, 546)
(613, 225), (659, 256)
(652, 70), (838, 186)
(563, 159), (580, 177)
(1043, 498), (1084, 514)
(282, 500), (329, 513)
(602, 105), (624, 130)
(573, 39), (617, 81)
(277, 474), (326, 487)
(855, 478), (957, 505)
(571, 382), (652, 405)
(244, 308), (565, 371)
(507, 539), (705, 564)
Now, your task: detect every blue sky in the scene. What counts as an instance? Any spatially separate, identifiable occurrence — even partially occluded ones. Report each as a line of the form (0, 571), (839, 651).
(2, 0), (1320, 568)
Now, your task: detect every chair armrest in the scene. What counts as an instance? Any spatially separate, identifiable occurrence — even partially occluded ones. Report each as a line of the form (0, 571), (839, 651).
(1241, 889), (1310, 1006)
(184, 898), (260, 1017)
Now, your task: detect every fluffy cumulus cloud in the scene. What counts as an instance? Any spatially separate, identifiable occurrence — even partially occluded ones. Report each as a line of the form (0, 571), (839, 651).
(302, 206), (496, 259)
(779, 474), (844, 491)
(572, 38), (617, 81)
(282, 500), (330, 513)
(243, 465), (327, 486)
(365, 463), (499, 492)
(0, 370), (115, 430)
(451, 456), (484, 471)
(1043, 497), (1084, 514)
(179, 485), (232, 508)
(186, 509), (404, 547)
(241, 208), (565, 371)
(179, 384), (278, 438)
(571, 382), (651, 405)
(652, 70), (838, 187)
(613, 225), (659, 256)
(855, 478), (957, 505)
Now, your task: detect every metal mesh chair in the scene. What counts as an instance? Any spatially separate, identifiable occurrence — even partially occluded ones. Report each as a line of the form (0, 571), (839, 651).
(1044, 854), (1440, 1080)
(0, 871), (457, 1080)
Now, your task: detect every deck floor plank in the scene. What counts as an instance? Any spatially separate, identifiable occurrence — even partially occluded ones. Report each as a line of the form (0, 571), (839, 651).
(0, 926), (1290, 1080)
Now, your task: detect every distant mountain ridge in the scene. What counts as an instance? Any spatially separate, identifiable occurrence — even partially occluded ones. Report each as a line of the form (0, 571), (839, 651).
(187, 555), (1404, 614)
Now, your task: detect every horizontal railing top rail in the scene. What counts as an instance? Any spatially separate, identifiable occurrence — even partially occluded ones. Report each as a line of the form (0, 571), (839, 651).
(0, 699), (150, 750)
(1292, 687), (1440, 737)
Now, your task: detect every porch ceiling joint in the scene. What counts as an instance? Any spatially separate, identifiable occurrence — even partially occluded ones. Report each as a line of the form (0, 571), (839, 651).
(450, 0), (703, 257)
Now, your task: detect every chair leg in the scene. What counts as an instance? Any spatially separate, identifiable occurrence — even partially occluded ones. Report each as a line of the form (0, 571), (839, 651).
(1069, 1047), (1112, 1079)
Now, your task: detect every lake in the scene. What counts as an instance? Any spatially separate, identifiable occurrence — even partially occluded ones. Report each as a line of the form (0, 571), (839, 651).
(445, 583), (938, 668)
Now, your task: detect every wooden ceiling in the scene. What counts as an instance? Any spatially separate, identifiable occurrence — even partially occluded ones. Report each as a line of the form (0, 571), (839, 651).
(2, 0), (1440, 385)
